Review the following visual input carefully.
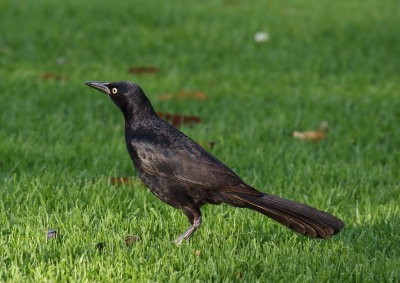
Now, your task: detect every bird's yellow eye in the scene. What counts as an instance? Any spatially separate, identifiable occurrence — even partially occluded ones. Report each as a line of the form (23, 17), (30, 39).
(112, 88), (118, 94)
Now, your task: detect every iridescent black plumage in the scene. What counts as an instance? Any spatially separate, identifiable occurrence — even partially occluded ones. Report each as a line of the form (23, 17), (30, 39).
(85, 81), (345, 244)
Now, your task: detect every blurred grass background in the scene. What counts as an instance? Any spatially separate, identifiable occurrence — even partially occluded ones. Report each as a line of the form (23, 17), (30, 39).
(0, 0), (399, 281)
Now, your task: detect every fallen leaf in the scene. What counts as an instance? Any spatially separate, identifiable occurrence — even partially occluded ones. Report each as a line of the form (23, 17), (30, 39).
(41, 73), (68, 81)
(293, 122), (328, 142)
(157, 112), (201, 127)
(125, 235), (140, 247)
(293, 131), (326, 142)
(177, 91), (208, 101)
(158, 91), (208, 101)
(128, 66), (158, 74)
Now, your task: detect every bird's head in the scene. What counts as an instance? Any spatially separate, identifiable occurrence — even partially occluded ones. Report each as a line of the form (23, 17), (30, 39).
(85, 81), (155, 120)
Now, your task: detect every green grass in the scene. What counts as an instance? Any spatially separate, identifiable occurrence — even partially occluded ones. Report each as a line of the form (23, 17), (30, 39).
(1, 0), (400, 281)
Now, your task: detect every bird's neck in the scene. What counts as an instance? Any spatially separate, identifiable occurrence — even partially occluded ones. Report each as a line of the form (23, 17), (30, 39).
(122, 102), (156, 126)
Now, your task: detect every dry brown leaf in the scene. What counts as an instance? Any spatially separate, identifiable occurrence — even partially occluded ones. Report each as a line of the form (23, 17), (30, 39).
(158, 91), (208, 101)
(177, 91), (208, 101)
(128, 66), (158, 74)
(293, 121), (329, 142)
(293, 131), (326, 142)
(125, 235), (141, 247)
(41, 73), (68, 81)
(157, 112), (201, 127)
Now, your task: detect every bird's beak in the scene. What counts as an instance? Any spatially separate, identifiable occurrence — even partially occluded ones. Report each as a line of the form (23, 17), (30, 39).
(85, 81), (111, 95)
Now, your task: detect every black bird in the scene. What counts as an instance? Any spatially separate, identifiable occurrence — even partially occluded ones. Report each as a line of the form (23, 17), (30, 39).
(85, 81), (345, 244)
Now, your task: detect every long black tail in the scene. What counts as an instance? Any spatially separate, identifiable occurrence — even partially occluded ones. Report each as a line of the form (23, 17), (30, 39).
(223, 190), (345, 239)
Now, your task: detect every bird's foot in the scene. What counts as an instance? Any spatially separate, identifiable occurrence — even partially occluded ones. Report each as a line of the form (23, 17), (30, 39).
(173, 236), (185, 246)
(173, 216), (202, 246)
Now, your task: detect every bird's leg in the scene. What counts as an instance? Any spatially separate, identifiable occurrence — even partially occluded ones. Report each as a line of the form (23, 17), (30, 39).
(174, 206), (202, 246)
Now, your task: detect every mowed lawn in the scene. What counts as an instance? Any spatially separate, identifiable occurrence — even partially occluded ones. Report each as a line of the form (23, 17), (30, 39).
(1, 0), (399, 281)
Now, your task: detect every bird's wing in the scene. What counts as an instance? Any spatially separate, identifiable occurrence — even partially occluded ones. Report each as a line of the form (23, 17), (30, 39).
(131, 135), (244, 189)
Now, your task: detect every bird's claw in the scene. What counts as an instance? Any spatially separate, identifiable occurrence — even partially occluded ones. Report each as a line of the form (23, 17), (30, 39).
(173, 237), (184, 246)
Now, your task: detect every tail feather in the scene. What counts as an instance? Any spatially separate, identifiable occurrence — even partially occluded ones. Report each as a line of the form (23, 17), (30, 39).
(224, 191), (344, 239)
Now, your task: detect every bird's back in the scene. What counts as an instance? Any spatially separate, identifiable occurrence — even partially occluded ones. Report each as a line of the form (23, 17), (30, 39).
(125, 115), (247, 189)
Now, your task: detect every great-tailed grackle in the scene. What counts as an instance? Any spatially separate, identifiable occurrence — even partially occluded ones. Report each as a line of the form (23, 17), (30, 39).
(85, 81), (345, 245)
